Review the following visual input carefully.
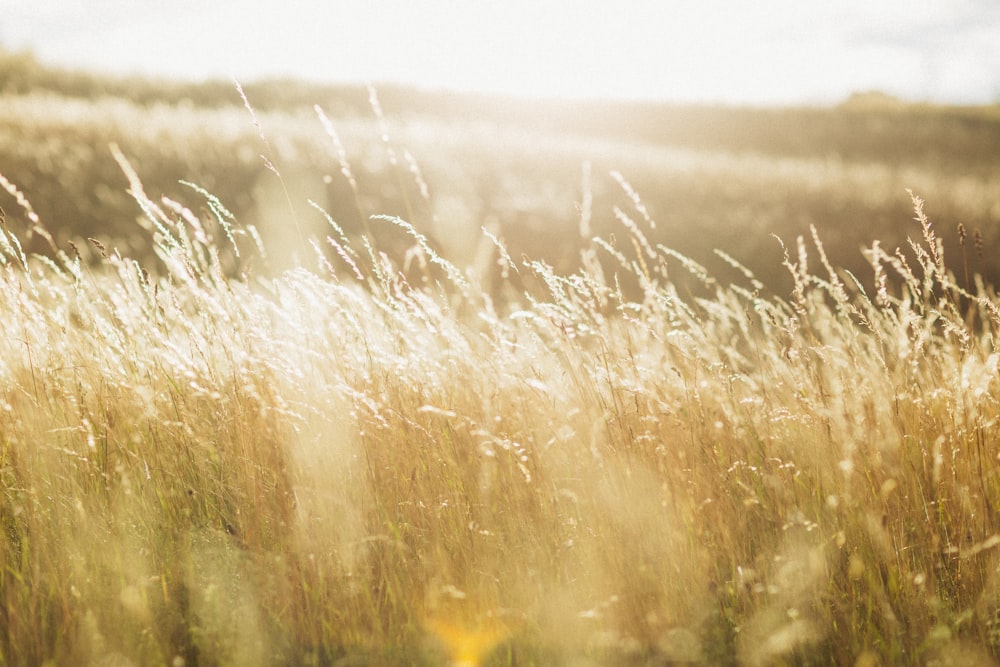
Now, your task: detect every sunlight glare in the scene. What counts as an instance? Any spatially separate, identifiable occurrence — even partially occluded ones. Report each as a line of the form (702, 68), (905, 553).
(5, 0), (998, 104)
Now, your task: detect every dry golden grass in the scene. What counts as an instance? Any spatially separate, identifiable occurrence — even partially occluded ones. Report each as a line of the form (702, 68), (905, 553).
(3, 97), (1000, 665)
(0, 138), (1000, 665)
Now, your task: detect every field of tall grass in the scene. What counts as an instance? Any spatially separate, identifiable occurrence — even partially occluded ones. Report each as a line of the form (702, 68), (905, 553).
(4, 53), (1000, 665)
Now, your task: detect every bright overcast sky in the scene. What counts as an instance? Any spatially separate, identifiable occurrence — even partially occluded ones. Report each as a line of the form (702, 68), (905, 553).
(3, 0), (999, 105)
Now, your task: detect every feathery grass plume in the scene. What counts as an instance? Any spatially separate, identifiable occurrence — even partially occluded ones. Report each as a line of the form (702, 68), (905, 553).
(180, 180), (242, 257)
(314, 104), (370, 237)
(369, 84), (419, 225)
(0, 171), (58, 257)
(715, 248), (765, 292)
(480, 226), (518, 279)
(371, 214), (470, 293)
(610, 169), (656, 230)
(309, 200), (365, 282)
(235, 79), (306, 252)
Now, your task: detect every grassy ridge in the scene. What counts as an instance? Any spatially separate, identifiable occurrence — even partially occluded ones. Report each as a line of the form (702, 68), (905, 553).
(3, 130), (1000, 663)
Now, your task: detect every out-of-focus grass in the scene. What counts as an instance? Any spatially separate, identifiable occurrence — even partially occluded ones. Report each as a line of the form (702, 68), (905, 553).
(2, 50), (998, 292)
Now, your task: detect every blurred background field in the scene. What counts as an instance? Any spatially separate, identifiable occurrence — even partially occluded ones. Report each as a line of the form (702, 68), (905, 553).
(2, 49), (999, 295)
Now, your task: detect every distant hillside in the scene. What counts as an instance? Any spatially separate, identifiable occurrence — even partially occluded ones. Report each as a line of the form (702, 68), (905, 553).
(4, 48), (1000, 167)
(1, 48), (999, 292)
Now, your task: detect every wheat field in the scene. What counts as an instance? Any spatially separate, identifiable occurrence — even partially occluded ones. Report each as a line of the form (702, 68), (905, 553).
(3, 57), (1000, 664)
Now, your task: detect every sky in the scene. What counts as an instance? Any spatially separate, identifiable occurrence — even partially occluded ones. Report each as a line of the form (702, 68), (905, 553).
(2, 0), (999, 105)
